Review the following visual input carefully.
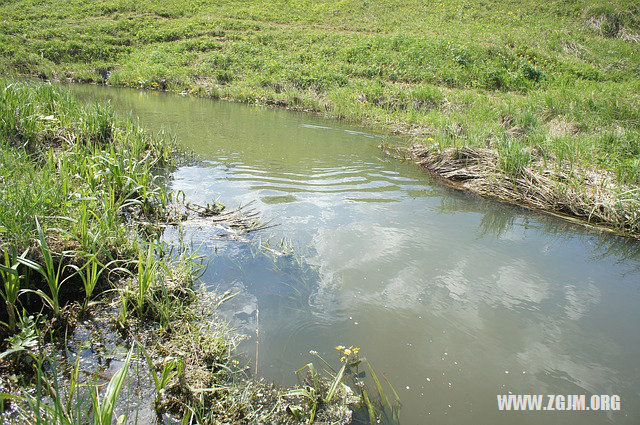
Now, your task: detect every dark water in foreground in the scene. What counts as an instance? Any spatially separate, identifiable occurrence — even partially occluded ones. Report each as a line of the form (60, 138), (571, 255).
(72, 85), (640, 424)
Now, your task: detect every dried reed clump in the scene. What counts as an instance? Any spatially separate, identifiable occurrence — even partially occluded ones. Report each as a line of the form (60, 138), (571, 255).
(408, 144), (640, 237)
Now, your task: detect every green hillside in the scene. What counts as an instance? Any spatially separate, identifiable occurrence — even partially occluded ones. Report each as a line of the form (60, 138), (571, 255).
(1, 0), (639, 232)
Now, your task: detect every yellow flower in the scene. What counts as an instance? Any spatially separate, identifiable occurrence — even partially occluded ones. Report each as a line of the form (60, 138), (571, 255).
(344, 349), (352, 356)
(340, 356), (346, 362)
(352, 347), (360, 354)
(336, 345), (345, 351)
(428, 137), (435, 142)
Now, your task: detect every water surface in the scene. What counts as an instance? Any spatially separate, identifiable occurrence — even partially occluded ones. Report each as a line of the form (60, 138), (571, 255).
(72, 86), (640, 425)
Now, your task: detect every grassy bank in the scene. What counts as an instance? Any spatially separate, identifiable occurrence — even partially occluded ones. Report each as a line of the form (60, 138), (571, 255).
(0, 78), (175, 332)
(1, 0), (639, 233)
(0, 80), (398, 424)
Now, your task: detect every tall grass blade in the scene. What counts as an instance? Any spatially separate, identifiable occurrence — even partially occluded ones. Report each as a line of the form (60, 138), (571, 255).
(0, 248), (27, 331)
(362, 388), (377, 425)
(324, 363), (346, 403)
(93, 347), (132, 425)
(366, 359), (391, 410)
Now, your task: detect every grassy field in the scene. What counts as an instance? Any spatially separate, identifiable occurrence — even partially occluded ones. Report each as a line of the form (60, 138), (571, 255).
(2, 0), (638, 233)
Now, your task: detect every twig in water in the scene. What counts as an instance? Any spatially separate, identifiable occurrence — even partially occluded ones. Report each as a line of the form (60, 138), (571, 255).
(255, 307), (260, 376)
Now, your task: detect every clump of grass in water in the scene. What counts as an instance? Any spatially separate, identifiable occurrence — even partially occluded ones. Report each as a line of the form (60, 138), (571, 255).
(287, 346), (401, 424)
(0, 79), (176, 328)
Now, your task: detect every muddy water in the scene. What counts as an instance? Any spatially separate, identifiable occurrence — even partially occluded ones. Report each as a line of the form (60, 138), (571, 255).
(72, 85), (640, 424)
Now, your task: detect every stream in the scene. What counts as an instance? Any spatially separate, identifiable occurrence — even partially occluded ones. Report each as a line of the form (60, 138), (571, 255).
(71, 85), (640, 425)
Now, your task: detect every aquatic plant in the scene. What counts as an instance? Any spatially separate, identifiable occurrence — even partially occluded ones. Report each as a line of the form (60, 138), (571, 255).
(333, 345), (401, 424)
(66, 253), (116, 310)
(138, 342), (184, 413)
(18, 219), (76, 318)
(91, 348), (133, 425)
(287, 346), (401, 424)
(117, 290), (129, 330)
(133, 242), (160, 318)
(0, 248), (28, 332)
(0, 348), (133, 425)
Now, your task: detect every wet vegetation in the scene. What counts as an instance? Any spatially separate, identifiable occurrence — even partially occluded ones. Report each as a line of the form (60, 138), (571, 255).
(0, 80), (398, 423)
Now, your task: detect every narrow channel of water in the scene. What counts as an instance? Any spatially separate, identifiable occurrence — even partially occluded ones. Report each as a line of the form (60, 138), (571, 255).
(72, 85), (640, 424)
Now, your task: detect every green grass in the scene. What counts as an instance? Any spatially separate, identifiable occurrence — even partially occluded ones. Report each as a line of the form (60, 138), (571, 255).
(0, 0), (638, 195)
(0, 78), (176, 417)
(0, 80), (173, 254)
(0, 78), (177, 324)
